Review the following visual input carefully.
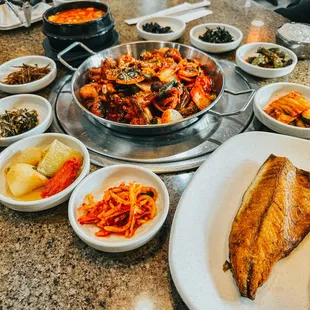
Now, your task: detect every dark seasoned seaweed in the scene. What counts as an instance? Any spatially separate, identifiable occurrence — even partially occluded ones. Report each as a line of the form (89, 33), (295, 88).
(199, 27), (234, 43)
(142, 22), (173, 34)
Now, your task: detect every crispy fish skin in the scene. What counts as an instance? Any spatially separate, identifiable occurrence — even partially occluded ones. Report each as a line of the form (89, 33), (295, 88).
(228, 154), (310, 300)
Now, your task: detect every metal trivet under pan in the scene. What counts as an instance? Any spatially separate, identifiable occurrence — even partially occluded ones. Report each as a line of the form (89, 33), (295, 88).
(49, 60), (259, 173)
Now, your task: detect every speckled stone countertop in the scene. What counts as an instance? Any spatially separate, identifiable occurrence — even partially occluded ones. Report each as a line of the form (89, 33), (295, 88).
(0, 0), (309, 309)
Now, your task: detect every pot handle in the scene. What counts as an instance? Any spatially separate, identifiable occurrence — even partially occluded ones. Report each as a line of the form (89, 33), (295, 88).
(208, 88), (256, 117)
(57, 42), (96, 71)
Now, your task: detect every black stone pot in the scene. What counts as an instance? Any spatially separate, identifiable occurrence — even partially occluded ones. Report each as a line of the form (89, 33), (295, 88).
(42, 24), (115, 50)
(42, 1), (114, 37)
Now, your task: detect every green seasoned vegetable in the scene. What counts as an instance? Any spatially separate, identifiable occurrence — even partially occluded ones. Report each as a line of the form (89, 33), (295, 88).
(199, 27), (234, 44)
(117, 68), (141, 80)
(142, 190), (155, 197)
(251, 54), (267, 66)
(158, 80), (178, 98)
(246, 47), (293, 68)
(268, 48), (286, 58)
(301, 109), (310, 125)
(257, 47), (283, 68)
(115, 84), (140, 95)
(0, 108), (38, 138)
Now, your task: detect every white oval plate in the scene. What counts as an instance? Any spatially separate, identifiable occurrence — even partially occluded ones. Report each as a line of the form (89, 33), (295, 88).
(0, 94), (53, 147)
(169, 131), (310, 310)
(0, 56), (57, 94)
(68, 164), (170, 252)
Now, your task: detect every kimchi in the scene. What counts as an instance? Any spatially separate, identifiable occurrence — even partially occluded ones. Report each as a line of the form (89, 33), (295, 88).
(79, 47), (217, 125)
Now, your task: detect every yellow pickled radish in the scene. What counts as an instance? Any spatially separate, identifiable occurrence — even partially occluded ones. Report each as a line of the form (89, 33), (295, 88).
(37, 139), (82, 177)
(13, 148), (44, 166)
(6, 163), (48, 197)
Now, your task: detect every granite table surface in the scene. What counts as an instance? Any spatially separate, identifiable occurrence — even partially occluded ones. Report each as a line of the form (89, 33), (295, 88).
(0, 0), (309, 309)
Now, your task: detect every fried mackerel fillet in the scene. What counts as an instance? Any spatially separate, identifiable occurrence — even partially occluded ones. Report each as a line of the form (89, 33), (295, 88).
(228, 154), (310, 300)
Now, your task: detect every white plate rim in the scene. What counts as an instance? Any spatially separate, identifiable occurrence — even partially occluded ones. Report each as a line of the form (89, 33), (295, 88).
(169, 131), (310, 310)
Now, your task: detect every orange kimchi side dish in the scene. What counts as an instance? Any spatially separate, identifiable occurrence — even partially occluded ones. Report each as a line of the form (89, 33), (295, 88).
(48, 8), (105, 24)
(264, 91), (310, 127)
(79, 47), (217, 125)
(77, 182), (158, 238)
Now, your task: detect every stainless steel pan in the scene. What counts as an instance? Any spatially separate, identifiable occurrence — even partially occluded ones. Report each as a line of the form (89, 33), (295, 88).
(58, 41), (255, 135)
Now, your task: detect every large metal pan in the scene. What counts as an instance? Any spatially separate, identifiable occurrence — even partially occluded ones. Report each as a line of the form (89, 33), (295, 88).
(58, 41), (255, 135)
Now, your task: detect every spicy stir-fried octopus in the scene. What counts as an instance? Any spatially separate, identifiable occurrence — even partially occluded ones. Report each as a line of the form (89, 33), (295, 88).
(80, 47), (217, 125)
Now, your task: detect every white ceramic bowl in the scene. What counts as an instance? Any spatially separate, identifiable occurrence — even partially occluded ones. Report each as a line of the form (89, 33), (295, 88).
(137, 16), (186, 41)
(0, 56), (57, 94)
(190, 23), (243, 53)
(236, 42), (297, 78)
(254, 82), (310, 138)
(0, 94), (53, 147)
(68, 164), (170, 252)
(0, 133), (90, 212)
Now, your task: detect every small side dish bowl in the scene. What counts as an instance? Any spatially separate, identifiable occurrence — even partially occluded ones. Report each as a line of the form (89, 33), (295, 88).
(137, 16), (186, 41)
(236, 42), (297, 78)
(68, 164), (170, 252)
(0, 56), (57, 94)
(0, 133), (90, 212)
(42, 1), (115, 50)
(0, 94), (53, 147)
(190, 23), (243, 53)
(43, 26), (115, 50)
(254, 82), (310, 138)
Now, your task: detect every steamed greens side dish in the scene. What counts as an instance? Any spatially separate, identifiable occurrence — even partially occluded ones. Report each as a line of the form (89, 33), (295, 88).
(5, 139), (83, 200)
(0, 108), (38, 138)
(246, 47), (293, 68)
